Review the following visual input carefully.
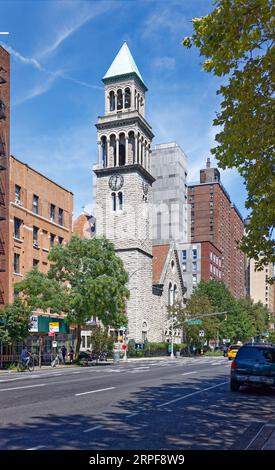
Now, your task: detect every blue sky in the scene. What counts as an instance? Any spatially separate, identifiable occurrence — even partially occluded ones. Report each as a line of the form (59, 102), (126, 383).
(1, 0), (248, 219)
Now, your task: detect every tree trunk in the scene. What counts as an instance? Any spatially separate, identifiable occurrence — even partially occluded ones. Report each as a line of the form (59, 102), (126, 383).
(75, 324), (82, 360)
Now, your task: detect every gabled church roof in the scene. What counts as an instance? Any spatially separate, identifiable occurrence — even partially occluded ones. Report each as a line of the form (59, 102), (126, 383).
(103, 42), (147, 90)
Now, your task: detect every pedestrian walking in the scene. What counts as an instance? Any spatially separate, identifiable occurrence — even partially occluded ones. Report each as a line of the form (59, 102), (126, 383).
(61, 345), (67, 364)
(69, 348), (74, 364)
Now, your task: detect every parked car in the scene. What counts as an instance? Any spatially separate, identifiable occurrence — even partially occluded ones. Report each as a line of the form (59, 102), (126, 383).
(227, 344), (241, 360)
(230, 344), (275, 392)
(78, 350), (93, 362)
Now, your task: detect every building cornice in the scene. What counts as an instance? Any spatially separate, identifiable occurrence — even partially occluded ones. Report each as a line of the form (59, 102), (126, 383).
(93, 163), (155, 184)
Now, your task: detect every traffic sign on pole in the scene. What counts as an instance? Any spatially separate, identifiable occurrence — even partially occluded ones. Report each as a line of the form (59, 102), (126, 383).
(186, 320), (202, 325)
(199, 330), (205, 337)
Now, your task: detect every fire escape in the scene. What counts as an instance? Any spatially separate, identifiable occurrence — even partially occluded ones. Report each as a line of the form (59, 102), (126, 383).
(0, 65), (7, 304)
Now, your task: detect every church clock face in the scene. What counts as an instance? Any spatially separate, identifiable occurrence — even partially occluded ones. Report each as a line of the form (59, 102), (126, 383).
(109, 174), (124, 191)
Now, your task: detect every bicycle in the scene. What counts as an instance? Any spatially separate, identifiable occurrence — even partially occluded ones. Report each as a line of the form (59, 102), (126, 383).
(51, 354), (62, 367)
(17, 356), (34, 372)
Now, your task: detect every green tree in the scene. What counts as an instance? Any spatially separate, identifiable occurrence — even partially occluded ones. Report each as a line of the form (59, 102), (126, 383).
(15, 237), (129, 359)
(0, 299), (31, 346)
(238, 296), (269, 338)
(183, 0), (274, 269)
(89, 324), (114, 356)
(48, 236), (129, 358)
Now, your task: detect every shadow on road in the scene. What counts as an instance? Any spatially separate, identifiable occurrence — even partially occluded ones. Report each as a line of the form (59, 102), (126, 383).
(1, 372), (275, 450)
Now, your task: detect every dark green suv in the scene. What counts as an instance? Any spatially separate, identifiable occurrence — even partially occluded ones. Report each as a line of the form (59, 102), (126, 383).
(230, 344), (275, 392)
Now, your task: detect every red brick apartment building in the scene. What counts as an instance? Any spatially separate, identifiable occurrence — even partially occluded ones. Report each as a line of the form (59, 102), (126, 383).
(0, 46), (10, 305)
(9, 155), (73, 303)
(188, 158), (245, 298)
(0, 45), (73, 307)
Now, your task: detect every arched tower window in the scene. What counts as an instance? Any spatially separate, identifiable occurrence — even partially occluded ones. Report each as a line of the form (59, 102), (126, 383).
(110, 134), (116, 167)
(137, 93), (140, 112)
(117, 89), (123, 110)
(111, 192), (116, 211)
(118, 192), (123, 210)
(109, 91), (115, 112)
(101, 136), (107, 167)
(125, 88), (131, 108)
(128, 131), (135, 164)
(119, 133), (126, 166)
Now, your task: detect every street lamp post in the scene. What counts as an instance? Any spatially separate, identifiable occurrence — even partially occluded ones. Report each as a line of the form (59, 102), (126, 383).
(170, 314), (175, 359)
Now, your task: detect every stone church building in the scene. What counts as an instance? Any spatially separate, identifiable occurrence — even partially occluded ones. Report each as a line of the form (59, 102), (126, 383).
(93, 43), (185, 343)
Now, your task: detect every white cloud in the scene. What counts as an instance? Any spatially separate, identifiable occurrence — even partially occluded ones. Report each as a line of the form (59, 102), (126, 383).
(37, 1), (119, 58)
(152, 56), (176, 70)
(12, 73), (61, 106)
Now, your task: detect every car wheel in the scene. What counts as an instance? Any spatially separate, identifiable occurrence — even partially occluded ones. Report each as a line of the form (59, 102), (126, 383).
(230, 380), (240, 392)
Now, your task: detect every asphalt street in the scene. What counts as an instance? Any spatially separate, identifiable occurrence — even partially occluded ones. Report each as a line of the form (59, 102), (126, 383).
(0, 356), (275, 450)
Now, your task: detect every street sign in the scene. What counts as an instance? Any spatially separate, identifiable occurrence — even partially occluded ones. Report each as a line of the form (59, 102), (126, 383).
(199, 330), (205, 337)
(186, 320), (202, 325)
(52, 341), (57, 348)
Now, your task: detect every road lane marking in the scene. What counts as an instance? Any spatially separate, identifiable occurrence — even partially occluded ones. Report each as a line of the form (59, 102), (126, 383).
(0, 383), (46, 392)
(181, 371), (198, 376)
(0, 375), (41, 383)
(26, 445), (46, 450)
(126, 412), (139, 418)
(157, 381), (229, 408)
(75, 386), (115, 396)
(245, 423), (266, 450)
(83, 425), (102, 433)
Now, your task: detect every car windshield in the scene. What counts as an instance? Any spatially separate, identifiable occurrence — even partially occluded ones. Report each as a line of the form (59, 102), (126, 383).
(237, 347), (275, 363)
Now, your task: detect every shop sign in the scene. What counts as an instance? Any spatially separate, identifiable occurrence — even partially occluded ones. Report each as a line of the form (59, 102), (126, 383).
(29, 315), (38, 332)
(49, 322), (59, 333)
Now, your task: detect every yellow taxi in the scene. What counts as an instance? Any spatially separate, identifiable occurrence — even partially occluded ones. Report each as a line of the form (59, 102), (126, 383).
(227, 344), (241, 360)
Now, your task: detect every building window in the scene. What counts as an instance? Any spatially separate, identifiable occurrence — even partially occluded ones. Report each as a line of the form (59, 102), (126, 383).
(33, 226), (39, 247)
(192, 261), (197, 271)
(15, 184), (21, 204)
(192, 249), (197, 260)
(109, 91), (115, 111)
(210, 193), (214, 199)
(209, 201), (214, 207)
(58, 236), (63, 245)
(33, 194), (39, 214)
(58, 208), (63, 226)
(14, 253), (20, 274)
(192, 274), (197, 285)
(112, 192), (116, 211)
(50, 233), (55, 247)
(118, 192), (123, 210)
(210, 264), (213, 273)
(125, 88), (131, 108)
(50, 204), (55, 222)
(33, 259), (39, 268)
(117, 89), (123, 110)
(182, 250), (187, 261)
(14, 217), (22, 239)
(182, 262), (186, 272)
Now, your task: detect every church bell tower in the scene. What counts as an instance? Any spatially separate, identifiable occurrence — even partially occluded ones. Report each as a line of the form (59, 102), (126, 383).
(94, 42), (155, 342)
